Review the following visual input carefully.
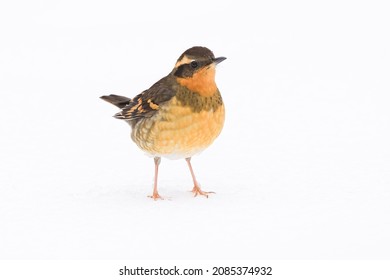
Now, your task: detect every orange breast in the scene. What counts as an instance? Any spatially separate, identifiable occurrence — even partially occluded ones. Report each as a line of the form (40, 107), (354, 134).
(131, 97), (225, 159)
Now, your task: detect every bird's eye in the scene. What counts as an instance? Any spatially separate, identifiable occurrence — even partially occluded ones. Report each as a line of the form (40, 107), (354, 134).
(190, 61), (198, 69)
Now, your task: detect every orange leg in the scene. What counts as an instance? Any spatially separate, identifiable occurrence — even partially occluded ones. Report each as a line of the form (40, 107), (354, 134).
(185, 157), (215, 198)
(148, 157), (164, 200)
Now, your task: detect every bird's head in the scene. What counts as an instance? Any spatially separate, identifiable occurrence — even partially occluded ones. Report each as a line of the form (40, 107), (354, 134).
(173, 46), (226, 97)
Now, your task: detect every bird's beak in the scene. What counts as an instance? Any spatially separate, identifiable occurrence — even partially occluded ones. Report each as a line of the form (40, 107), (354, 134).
(213, 57), (227, 65)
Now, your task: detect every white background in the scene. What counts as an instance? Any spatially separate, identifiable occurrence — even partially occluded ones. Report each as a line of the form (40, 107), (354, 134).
(0, 0), (389, 261)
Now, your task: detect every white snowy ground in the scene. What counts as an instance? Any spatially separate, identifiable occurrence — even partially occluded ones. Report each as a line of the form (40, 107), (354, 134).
(0, 1), (389, 260)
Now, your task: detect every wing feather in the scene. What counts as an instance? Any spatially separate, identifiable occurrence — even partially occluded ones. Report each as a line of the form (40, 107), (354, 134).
(114, 77), (175, 121)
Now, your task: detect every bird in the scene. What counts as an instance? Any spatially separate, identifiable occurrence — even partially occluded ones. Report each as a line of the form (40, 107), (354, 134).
(100, 46), (226, 200)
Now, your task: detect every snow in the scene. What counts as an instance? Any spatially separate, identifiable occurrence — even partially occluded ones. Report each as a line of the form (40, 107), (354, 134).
(0, 0), (389, 260)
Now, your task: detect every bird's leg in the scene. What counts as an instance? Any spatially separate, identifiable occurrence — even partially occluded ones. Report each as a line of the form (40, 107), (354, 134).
(148, 157), (164, 200)
(185, 157), (215, 198)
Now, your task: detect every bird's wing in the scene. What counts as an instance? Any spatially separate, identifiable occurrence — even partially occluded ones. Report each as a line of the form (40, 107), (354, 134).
(114, 78), (176, 120)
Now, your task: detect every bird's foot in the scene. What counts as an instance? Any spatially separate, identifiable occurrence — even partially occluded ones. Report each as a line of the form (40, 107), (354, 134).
(191, 186), (215, 198)
(148, 192), (165, 201)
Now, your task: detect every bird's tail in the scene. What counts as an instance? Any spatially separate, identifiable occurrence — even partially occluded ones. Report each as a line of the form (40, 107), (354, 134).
(100, 94), (131, 109)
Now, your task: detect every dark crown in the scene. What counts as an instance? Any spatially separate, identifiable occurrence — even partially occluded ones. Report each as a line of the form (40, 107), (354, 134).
(177, 46), (215, 61)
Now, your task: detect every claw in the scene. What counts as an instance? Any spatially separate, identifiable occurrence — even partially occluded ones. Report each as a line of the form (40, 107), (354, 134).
(148, 192), (164, 201)
(191, 186), (215, 198)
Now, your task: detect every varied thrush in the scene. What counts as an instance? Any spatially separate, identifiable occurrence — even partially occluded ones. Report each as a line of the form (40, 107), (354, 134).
(100, 46), (226, 200)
